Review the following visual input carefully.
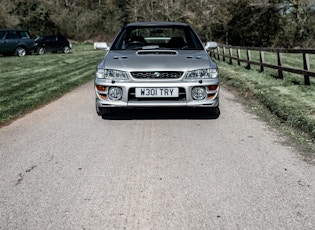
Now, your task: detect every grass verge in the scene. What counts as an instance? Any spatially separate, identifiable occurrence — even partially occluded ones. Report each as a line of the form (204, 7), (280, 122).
(0, 43), (104, 125)
(218, 61), (315, 161)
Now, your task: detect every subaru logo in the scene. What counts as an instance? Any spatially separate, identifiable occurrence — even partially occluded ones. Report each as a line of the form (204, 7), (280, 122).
(153, 72), (161, 78)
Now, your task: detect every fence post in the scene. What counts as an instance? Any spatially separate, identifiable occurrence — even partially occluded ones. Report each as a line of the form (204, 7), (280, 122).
(217, 47), (220, 61)
(229, 47), (233, 64)
(210, 48), (215, 59)
(277, 51), (283, 79)
(237, 48), (241, 66)
(222, 47), (226, 62)
(259, 51), (264, 72)
(246, 49), (251, 69)
(303, 52), (311, 85)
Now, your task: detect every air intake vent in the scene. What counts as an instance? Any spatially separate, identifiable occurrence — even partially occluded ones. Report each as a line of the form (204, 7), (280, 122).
(137, 50), (178, 56)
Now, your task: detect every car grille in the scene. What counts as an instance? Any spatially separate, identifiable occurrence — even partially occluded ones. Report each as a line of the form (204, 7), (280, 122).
(131, 71), (183, 79)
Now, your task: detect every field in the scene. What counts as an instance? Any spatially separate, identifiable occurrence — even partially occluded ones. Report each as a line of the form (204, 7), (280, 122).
(0, 43), (104, 124)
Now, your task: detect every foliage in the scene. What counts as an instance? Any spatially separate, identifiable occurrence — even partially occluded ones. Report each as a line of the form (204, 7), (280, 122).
(12, 0), (56, 36)
(274, 0), (315, 47)
(226, 0), (281, 46)
(0, 0), (314, 47)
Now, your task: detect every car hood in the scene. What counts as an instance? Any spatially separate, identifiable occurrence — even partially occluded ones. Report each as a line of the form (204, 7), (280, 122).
(98, 49), (216, 71)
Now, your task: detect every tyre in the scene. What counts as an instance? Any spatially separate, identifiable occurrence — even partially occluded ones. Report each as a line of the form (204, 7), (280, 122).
(37, 47), (45, 55)
(63, 46), (70, 53)
(15, 47), (26, 57)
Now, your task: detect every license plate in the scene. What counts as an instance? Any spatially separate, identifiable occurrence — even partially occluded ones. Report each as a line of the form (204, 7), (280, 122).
(136, 88), (179, 98)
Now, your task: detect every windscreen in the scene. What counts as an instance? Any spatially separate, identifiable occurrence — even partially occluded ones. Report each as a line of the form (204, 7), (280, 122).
(111, 25), (204, 50)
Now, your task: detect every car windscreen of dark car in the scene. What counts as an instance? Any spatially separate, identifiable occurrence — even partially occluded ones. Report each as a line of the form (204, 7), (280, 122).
(111, 25), (204, 50)
(35, 36), (55, 42)
(19, 31), (31, 39)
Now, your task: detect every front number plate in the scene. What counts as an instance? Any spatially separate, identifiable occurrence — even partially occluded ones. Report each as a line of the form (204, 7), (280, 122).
(136, 88), (179, 98)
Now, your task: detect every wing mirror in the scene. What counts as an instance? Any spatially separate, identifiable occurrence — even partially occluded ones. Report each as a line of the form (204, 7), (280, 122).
(205, 41), (218, 50)
(94, 42), (110, 51)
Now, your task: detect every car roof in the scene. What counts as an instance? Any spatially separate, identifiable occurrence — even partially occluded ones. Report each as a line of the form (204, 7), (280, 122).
(41, 35), (66, 37)
(125, 22), (189, 27)
(0, 28), (28, 32)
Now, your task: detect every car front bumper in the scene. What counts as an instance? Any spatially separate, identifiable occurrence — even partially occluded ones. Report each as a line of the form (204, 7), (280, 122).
(95, 79), (219, 108)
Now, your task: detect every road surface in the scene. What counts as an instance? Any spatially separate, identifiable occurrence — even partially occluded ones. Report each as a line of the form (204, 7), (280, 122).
(0, 81), (314, 229)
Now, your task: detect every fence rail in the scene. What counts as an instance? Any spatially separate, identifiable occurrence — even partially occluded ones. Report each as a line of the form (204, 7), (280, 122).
(209, 44), (315, 85)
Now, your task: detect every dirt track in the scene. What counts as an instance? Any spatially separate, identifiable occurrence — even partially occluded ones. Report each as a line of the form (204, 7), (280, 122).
(0, 81), (314, 229)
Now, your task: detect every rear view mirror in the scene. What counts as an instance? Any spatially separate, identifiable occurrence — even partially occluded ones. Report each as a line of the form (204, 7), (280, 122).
(94, 42), (109, 50)
(205, 41), (218, 50)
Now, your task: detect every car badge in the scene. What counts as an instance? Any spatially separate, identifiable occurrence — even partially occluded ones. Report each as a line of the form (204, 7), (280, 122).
(153, 72), (161, 78)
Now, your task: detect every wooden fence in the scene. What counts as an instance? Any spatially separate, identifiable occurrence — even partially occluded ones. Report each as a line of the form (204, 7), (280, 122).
(209, 44), (315, 86)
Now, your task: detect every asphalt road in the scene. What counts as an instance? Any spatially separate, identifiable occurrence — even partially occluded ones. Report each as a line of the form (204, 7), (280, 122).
(0, 81), (314, 229)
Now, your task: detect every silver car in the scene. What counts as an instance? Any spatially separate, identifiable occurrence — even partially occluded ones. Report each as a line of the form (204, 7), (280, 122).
(94, 22), (219, 117)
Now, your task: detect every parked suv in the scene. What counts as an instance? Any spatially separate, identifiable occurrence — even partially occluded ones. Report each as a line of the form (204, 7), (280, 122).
(0, 28), (34, 56)
(34, 35), (72, 54)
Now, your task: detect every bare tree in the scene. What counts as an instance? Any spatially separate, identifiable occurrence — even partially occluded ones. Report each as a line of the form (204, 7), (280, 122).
(276, 0), (315, 46)
(182, 0), (231, 41)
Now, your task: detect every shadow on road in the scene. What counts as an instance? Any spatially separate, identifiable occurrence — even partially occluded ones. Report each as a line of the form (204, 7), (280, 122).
(101, 107), (220, 120)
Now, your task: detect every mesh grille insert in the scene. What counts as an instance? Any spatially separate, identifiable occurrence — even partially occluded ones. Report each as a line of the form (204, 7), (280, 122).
(131, 71), (183, 79)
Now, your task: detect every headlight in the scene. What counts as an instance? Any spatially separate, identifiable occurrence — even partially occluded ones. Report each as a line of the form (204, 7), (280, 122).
(96, 69), (129, 80)
(185, 68), (218, 79)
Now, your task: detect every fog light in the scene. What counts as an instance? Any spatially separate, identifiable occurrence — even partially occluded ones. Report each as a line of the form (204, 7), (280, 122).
(192, 87), (206, 100)
(108, 87), (123, 100)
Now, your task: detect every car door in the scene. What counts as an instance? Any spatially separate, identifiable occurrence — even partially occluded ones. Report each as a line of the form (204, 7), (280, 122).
(49, 36), (58, 52)
(0, 31), (7, 53)
(55, 36), (66, 51)
(4, 31), (20, 53)
(18, 30), (34, 49)
(41, 36), (53, 52)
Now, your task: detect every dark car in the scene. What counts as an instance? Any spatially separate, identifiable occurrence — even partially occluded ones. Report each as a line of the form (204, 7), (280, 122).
(0, 28), (34, 57)
(34, 35), (72, 54)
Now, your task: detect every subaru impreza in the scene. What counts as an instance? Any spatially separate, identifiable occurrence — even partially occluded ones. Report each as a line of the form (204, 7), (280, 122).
(94, 22), (219, 117)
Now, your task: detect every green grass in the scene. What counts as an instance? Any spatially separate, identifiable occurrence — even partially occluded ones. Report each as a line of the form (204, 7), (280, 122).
(0, 43), (104, 124)
(217, 60), (315, 156)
